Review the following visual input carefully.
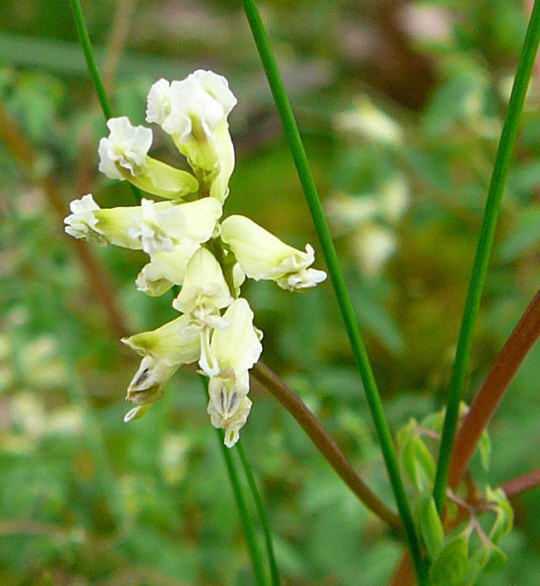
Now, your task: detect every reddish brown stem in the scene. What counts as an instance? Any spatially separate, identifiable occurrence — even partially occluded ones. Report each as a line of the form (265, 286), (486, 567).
(0, 100), (130, 339)
(502, 468), (540, 499)
(252, 362), (402, 530)
(449, 290), (540, 490)
(389, 551), (415, 586)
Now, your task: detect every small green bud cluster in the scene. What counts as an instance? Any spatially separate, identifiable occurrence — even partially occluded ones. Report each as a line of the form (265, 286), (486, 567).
(64, 70), (326, 446)
(396, 407), (513, 585)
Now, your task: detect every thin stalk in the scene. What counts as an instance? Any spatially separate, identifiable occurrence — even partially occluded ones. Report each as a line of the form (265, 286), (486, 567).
(433, 1), (540, 512)
(200, 377), (267, 586)
(237, 442), (281, 586)
(449, 290), (540, 490)
(502, 468), (540, 498)
(252, 362), (401, 530)
(68, 0), (112, 118)
(68, 0), (142, 202)
(240, 2), (426, 583)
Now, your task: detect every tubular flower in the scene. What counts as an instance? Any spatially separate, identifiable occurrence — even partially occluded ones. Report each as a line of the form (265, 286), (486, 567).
(98, 117), (198, 199)
(198, 299), (262, 446)
(121, 315), (201, 422)
(65, 195), (221, 254)
(146, 71), (236, 201)
(221, 215), (327, 291)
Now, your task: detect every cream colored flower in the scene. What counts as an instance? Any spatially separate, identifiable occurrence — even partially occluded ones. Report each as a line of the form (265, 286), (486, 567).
(146, 72), (236, 200)
(221, 215), (327, 291)
(122, 315), (201, 421)
(98, 117), (152, 179)
(351, 223), (396, 275)
(198, 299), (262, 446)
(199, 298), (262, 380)
(136, 240), (200, 296)
(98, 116), (198, 199)
(146, 71), (236, 141)
(65, 196), (221, 255)
(172, 247), (233, 329)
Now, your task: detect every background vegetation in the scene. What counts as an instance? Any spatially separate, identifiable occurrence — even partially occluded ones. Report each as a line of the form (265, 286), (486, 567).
(0, 0), (538, 584)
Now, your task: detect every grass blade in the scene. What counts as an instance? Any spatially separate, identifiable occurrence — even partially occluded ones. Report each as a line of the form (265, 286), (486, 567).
(240, 1), (426, 582)
(433, 0), (540, 512)
(237, 442), (281, 586)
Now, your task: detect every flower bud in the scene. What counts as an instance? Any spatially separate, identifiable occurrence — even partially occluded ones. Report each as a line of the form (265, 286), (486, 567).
(221, 215), (327, 291)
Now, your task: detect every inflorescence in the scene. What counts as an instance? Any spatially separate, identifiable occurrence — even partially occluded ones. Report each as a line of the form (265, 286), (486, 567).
(65, 70), (326, 447)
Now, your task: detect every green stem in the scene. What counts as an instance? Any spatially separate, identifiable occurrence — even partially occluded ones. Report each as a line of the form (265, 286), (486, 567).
(200, 377), (267, 586)
(237, 442), (281, 586)
(432, 0), (540, 513)
(68, 0), (112, 118)
(240, 1), (426, 583)
(68, 0), (142, 202)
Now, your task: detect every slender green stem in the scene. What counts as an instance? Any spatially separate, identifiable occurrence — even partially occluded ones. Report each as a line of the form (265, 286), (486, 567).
(432, 1), (540, 513)
(240, 2), (426, 583)
(68, 0), (142, 202)
(200, 377), (267, 586)
(237, 442), (281, 586)
(68, 0), (112, 118)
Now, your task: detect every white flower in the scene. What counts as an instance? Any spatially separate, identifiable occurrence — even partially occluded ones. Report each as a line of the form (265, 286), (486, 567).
(98, 117), (152, 179)
(65, 195), (221, 256)
(351, 223), (396, 275)
(98, 116), (199, 199)
(199, 299), (261, 447)
(146, 72), (236, 199)
(64, 194), (108, 245)
(122, 314), (201, 420)
(221, 215), (327, 291)
(379, 177), (409, 224)
(64, 194), (141, 248)
(136, 240), (200, 296)
(172, 247), (233, 329)
(335, 97), (402, 144)
(199, 298), (262, 382)
(122, 314), (201, 368)
(128, 198), (188, 254)
(190, 70), (237, 117)
(146, 71), (236, 141)
(125, 196), (222, 255)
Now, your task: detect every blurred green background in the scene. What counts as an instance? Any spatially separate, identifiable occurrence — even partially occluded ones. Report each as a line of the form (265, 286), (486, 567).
(0, 1), (538, 584)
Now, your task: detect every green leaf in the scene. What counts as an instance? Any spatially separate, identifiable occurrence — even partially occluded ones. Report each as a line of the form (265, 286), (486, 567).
(484, 543), (509, 571)
(486, 487), (514, 543)
(462, 546), (490, 586)
(421, 409), (445, 435)
(430, 532), (469, 586)
(478, 429), (491, 471)
(396, 418), (417, 452)
(402, 435), (436, 492)
(418, 495), (445, 560)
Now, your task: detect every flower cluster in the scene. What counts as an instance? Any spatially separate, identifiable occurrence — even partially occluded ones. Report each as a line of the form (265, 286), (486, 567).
(64, 70), (326, 447)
